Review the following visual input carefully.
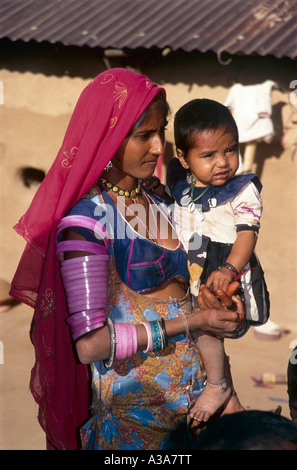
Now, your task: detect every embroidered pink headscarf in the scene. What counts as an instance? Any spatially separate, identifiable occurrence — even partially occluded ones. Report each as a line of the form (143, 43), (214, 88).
(10, 69), (165, 450)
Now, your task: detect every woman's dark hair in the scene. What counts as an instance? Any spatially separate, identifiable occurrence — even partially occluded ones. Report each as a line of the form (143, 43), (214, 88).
(174, 98), (238, 156)
(128, 92), (170, 135)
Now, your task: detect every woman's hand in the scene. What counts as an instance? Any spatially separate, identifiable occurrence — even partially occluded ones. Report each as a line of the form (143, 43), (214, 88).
(198, 281), (240, 310)
(189, 283), (246, 339)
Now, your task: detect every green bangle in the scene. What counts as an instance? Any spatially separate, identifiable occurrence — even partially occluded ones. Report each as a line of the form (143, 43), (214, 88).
(150, 320), (162, 352)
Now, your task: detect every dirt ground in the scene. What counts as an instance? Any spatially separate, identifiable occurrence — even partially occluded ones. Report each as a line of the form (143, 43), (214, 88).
(0, 300), (295, 450)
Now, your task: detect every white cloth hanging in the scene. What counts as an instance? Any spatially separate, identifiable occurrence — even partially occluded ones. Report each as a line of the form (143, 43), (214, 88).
(225, 80), (277, 143)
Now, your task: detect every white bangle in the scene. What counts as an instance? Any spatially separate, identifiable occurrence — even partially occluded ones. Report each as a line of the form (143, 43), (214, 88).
(140, 322), (152, 353)
(103, 318), (116, 368)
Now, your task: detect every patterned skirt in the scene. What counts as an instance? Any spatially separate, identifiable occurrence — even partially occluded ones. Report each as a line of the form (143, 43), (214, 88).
(80, 258), (204, 450)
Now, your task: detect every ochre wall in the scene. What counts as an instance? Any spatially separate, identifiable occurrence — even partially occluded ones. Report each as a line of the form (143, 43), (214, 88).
(1, 49), (296, 329)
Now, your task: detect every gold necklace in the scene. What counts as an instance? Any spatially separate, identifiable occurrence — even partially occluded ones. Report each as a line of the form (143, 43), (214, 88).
(101, 179), (158, 244)
(99, 177), (141, 203)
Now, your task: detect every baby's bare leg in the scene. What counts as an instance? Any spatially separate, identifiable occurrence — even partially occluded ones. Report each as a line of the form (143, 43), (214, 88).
(188, 332), (231, 423)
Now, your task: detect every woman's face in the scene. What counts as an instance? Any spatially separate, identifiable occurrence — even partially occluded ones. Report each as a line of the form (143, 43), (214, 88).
(111, 100), (167, 181)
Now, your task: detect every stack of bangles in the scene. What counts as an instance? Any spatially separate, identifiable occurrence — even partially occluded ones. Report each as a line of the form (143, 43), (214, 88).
(60, 253), (109, 340)
(59, 252), (169, 367)
(104, 318), (168, 368)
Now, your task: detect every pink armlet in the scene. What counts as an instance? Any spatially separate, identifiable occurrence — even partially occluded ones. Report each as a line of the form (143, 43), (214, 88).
(114, 323), (138, 361)
(60, 254), (109, 340)
(56, 215), (110, 340)
(56, 215), (109, 249)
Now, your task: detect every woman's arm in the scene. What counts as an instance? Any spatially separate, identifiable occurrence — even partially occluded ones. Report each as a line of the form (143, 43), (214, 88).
(61, 230), (245, 365)
(76, 287), (245, 364)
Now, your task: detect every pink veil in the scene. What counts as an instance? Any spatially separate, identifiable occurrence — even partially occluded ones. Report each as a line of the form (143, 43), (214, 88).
(10, 68), (165, 449)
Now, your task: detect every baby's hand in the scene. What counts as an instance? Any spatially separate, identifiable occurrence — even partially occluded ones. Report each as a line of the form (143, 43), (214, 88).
(205, 268), (234, 294)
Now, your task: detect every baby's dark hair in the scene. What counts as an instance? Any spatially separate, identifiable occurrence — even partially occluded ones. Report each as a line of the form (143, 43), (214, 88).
(174, 98), (238, 155)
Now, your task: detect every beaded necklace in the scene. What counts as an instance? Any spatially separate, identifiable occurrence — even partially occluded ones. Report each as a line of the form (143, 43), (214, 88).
(99, 177), (141, 203)
(99, 178), (159, 243)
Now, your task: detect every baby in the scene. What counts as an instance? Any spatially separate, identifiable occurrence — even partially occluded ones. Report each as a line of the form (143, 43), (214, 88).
(167, 99), (270, 422)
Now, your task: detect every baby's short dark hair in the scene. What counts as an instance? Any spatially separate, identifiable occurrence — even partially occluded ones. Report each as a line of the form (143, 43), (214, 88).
(174, 98), (238, 155)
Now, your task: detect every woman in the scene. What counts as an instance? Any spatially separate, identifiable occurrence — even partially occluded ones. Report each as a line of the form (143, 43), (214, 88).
(10, 69), (245, 450)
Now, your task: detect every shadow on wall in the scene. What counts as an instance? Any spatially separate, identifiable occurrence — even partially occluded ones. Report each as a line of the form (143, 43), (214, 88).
(18, 167), (46, 188)
(0, 280), (20, 313)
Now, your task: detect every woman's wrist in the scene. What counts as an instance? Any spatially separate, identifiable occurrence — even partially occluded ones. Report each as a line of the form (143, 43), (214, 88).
(166, 311), (204, 338)
(187, 308), (205, 332)
(136, 323), (149, 350)
(162, 315), (193, 340)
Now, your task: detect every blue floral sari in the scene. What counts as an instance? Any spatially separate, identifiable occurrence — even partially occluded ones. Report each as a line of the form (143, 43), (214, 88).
(81, 257), (204, 450)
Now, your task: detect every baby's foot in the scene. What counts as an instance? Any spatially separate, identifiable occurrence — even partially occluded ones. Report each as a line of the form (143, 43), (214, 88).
(188, 378), (231, 423)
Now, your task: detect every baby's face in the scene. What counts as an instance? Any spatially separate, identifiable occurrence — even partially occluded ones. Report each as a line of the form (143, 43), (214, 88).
(178, 128), (239, 187)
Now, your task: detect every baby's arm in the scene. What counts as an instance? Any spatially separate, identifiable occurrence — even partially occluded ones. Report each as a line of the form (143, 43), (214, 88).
(206, 230), (257, 292)
(206, 179), (262, 293)
(226, 230), (257, 271)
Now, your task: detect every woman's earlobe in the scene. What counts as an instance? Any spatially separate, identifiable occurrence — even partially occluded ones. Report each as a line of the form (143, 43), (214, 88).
(176, 149), (189, 169)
